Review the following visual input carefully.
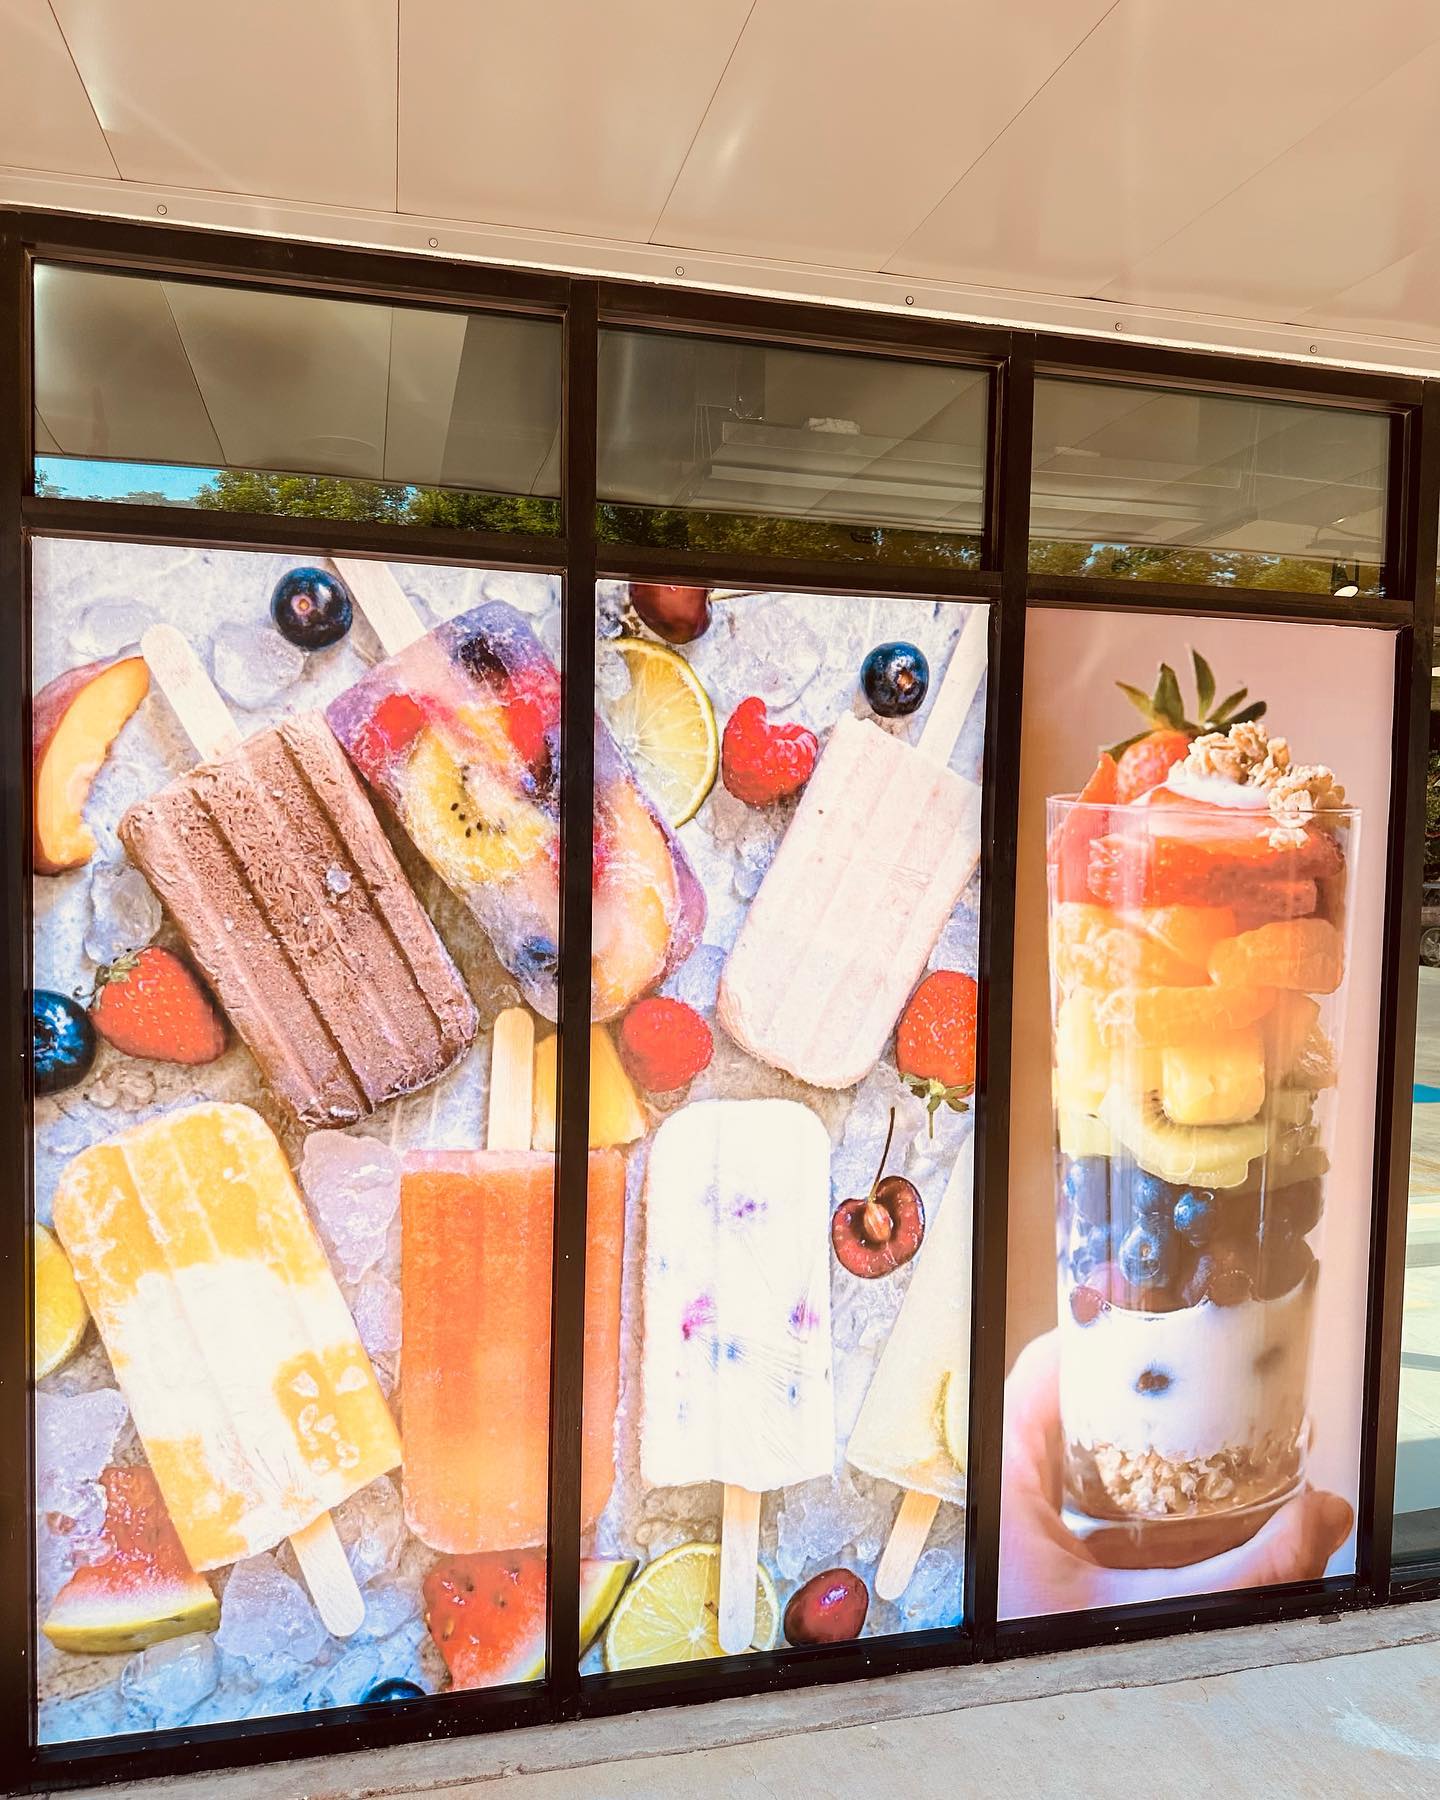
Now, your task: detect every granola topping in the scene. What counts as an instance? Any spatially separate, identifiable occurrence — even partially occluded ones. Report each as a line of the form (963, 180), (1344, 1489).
(1066, 1427), (1306, 1520)
(1175, 721), (1345, 846)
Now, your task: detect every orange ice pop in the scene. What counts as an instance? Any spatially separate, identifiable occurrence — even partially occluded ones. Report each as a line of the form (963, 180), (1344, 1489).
(400, 1009), (624, 1552)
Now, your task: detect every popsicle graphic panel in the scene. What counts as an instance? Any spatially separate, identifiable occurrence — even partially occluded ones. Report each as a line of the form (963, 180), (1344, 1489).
(583, 586), (988, 1671)
(31, 543), (590, 1741)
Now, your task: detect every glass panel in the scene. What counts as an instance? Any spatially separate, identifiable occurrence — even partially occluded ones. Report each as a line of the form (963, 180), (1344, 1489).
(33, 265), (562, 532)
(32, 540), (563, 1740)
(582, 582), (987, 1671)
(1001, 608), (1391, 1620)
(597, 328), (988, 566)
(1030, 377), (1389, 593)
(1394, 622), (1440, 1564)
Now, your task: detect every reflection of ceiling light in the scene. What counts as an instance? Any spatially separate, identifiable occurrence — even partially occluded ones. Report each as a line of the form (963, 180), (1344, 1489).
(1333, 584), (1360, 598)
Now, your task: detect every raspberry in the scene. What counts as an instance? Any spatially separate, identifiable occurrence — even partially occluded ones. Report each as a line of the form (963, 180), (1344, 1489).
(720, 697), (818, 806)
(617, 997), (713, 1093)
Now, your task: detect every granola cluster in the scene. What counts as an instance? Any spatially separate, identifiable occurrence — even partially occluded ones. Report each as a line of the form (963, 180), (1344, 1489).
(1066, 1427), (1306, 1519)
(1180, 722), (1345, 847)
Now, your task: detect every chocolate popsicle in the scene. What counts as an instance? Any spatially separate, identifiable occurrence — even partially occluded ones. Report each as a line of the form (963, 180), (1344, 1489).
(121, 706), (478, 1128)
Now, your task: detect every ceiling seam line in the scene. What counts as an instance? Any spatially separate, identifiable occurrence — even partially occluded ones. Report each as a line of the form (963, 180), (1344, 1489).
(645, 0), (761, 246)
(43, 0), (123, 180)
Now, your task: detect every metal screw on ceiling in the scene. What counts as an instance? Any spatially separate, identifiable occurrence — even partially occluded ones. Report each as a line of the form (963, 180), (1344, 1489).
(905, 295), (915, 306)
(1309, 343), (1319, 354)
(155, 204), (167, 215)
(675, 266), (685, 276)
(428, 237), (438, 248)
(1114, 320), (1124, 331)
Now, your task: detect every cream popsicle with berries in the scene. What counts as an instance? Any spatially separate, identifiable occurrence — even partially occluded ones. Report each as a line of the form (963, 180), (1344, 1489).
(52, 1102), (398, 1636)
(847, 1137), (973, 1598)
(718, 608), (987, 1089)
(323, 564), (704, 1022)
(640, 1097), (833, 1652)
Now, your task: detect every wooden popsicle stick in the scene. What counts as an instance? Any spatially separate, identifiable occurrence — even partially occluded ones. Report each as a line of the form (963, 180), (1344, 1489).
(874, 1490), (941, 1601)
(489, 1007), (536, 1151)
(290, 1510), (366, 1638)
(718, 1484), (762, 1654)
(140, 624), (243, 762)
(916, 606), (988, 767)
(330, 557), (428, 658)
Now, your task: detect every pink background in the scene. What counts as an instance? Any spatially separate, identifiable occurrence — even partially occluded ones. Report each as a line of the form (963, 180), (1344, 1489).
(1002, 604), (1397, 1608)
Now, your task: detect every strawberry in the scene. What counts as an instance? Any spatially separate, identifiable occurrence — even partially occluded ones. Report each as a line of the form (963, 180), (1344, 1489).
(349, 690), (428, 782)
(721, 697), (818, 806)
(1115, 729), (1191, 804)
(503, 663), (562, 769)
(91, 948), (225, 1064)
(1050, 752), (1117, 902)
(1087, 822), (1340, 909)
(617, 996), (713, 1093)
(895, 970), (977, 1135)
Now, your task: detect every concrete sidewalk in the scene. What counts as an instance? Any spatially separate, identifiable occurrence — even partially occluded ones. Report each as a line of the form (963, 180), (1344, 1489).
(35, 1598), (1440, 1800)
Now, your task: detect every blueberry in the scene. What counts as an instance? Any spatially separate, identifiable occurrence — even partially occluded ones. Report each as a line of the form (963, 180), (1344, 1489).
(1173, 1190), (1217, 1246)
(1258, 1224), (1315, 1300)
(270, 567), (353, 649)
(33, 990), (96, 1096)
(456, 631), (509, 686)
(861, 642), (929, 718)
(1062, 1157), (1109, 1227)
(514, 936), (560, 983)
(1131, 1171), (1175, 1220)
(1270, 1178), (1323, 1238)
(1118, 1219), (1175, 1290)
(1135, 1366), (1172, 1396)
(363, 1678), (425, 1703)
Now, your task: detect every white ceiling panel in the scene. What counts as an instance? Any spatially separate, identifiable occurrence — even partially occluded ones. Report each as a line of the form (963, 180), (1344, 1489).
(1313, 244), (1440, 340)
(162, 282), (392, 479)
(0, 0), (116, 177)
(399, 0), (753, 240)
(1101, 38), (1440, 316)
(887, 0), (1440, 297)
(48, 0), (398, 208)
(656, 0), (1112, 268)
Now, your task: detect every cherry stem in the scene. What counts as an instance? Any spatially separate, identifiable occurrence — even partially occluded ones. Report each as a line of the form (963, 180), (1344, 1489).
(869, 1106), (897, 1196)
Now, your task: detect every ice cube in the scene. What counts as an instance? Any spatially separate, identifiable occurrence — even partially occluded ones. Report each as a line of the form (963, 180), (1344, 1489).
(335, 1475), (404, 1588)
(217, 1555), (327, 1678)
(121, 1632), (219, 1728)
(211, 621), (306, 711)
(36, 1388), (128, 1529)
(594, 581), (629, 640)
(480, 570), (559, 617)
(69, 600), (151, 660)
(299, 1642), (382, 1712)
(352, 1273), (403, 1360)
(87, 1061), (158, 1111)
(662, 942), (727, 1014)
(732, 811), (780, 901)
(356, 1578), (417, 1642)
(694, 596), (824, 713)
(84, 861), (164, 965)
(594, 642), (634, 708)
(300, 1131), (401, 1283)
(899, 1548), (962, 1630)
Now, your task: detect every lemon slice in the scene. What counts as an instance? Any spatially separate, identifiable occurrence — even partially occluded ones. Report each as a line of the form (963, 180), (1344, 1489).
(579, 1558), (636, 1658)
(602, 1542), (778, 1670)
(939, 1368), (968, 1473)
(601, 638), (718, 827)
(34, 1222), (87, 1379)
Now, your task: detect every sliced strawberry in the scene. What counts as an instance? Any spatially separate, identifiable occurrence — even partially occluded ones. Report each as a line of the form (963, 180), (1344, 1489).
(504, 664), (562, 768)
(1049, 753), (1118, 903)
(349, 690), (429, 783)
(1115, 729), (1190, 803)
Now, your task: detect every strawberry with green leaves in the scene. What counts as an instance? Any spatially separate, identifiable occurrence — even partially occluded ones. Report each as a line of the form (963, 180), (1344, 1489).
(1107, 650), (1266, 803)
(896, 970), (977, 1135)
(90, 947), (226, 1064)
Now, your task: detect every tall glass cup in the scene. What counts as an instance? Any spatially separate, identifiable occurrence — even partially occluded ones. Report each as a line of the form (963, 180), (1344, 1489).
(1046, 792), (1357, 1563)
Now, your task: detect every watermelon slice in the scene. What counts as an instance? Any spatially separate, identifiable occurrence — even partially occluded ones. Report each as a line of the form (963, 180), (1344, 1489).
(44, 1465), (218, 1654)
(423, 1553), (635, 1690)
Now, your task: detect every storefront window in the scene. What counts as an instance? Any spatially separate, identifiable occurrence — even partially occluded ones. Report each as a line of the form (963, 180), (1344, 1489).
(32, 541), (566, 1739)
(580, 582), (987, 1668)
(32, 266), (562, 532)
(597, 330), (988, 565)
(1030, 378), (1389, 594)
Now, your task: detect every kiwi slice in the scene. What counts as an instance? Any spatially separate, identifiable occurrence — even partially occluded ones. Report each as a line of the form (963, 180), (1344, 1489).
(404, 728), (546, 887)
(1057, 1108), (1113, 1160)
(1102, 1089), (1267, 1189)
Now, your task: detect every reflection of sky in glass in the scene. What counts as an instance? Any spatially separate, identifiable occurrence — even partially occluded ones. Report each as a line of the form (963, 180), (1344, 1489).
(37, 456), (209, 503)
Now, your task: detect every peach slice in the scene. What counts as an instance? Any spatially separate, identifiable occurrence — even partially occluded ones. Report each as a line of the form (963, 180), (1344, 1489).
(33, 656), (150, 874)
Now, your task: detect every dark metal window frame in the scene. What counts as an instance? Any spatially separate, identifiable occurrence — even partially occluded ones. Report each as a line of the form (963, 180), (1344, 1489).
(1, 205), (1434, 1794)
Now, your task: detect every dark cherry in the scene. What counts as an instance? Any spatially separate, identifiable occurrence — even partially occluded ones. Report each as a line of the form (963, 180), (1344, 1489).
(628, 584), (712, 645)
(270, 566), (353, 649)
(830, 1109), (925, 1278)
(783, 1568), (869, 1646)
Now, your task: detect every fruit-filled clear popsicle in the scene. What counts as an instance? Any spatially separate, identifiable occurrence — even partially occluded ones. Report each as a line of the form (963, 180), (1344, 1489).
(1048, 695), (1354, 1554)
(847, 1136), (973, 1598)
(401, 1008), (625, 1554)
(640, 1097), (834, 1652)
(120, 626), (477, 1129)
(323, 563), (704, 1022)
(52, 1101), (399, 1635)
(718, 607), (986, 1088)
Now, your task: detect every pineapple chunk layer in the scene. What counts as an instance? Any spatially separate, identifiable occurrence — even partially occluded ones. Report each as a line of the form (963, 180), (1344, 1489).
(1161, 1027), (1266, 1126)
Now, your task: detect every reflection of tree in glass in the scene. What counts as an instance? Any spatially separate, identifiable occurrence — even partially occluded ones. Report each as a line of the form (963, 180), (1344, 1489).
(596, 503), (982, 567)
(1028, 538), (1381, 595)
(1426, 751), (1440, 886)
(193, 469), (560, 535)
